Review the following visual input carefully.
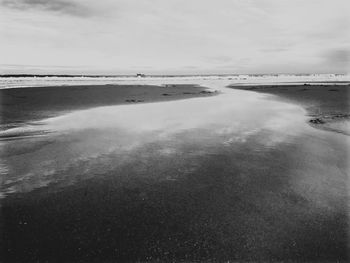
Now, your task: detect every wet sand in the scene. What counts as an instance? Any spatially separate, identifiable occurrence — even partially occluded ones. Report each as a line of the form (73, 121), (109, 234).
(0, 83), (348, 262)
(230, 84), (350, 135)
(0, 84), (214, 129)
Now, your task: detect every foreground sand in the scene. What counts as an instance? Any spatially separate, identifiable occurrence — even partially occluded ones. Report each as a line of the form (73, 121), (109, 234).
(231, 84), (350, 135)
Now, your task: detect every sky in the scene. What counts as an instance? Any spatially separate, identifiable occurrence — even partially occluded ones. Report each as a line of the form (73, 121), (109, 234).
(0, 0), (349, 75)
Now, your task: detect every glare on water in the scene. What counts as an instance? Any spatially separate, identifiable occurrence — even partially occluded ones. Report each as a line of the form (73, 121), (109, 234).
(0, 80), (310, 193)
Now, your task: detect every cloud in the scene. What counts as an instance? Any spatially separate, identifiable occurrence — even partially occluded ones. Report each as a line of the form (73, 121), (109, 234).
(0, 0), (349, 74)
(261, 48), (289, 53)
(0, 0), (91, 17)
(323, 48), (350, 73)
(205, 56), (233, 64)
(325, 49), (349, 64)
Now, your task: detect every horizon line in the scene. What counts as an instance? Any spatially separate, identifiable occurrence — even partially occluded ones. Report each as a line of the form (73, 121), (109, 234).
(0, 72), (348, 78)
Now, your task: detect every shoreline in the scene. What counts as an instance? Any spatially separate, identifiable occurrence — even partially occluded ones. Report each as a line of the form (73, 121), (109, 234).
(230, 84), (350, 135)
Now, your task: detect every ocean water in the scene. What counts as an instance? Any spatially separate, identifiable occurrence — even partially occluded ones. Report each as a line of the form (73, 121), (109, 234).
(0, 73), (349, 89)
(0, 78), (349, 261)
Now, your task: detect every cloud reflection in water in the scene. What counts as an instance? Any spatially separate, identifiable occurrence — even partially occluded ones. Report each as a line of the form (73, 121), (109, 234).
(1, 86), (307, 195)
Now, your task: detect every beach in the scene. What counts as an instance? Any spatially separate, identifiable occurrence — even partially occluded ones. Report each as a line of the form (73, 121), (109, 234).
(0, 79), (349, 262)
(231, 84), (350, 135)
(2, 0), (348, 260)
(0, 84), (215, 130)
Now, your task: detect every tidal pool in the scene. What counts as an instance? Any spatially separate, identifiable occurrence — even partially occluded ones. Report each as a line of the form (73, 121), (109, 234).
(1, 81), (348, 261)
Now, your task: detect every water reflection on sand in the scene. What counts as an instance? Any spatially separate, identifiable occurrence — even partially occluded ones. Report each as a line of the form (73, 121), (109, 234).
(1, 80), (348, 261)
(1, 82), (308, 194)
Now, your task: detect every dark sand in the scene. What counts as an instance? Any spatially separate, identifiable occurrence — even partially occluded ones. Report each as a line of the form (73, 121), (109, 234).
(2, 136), (348, 262)
(0, 84), (215, 129)
(230, 84), (350, 135)
(1, 84), (348, 262)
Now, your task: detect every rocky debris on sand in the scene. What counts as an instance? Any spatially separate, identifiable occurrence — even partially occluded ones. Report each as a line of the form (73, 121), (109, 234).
(125, 99), (144, 103)
(199, 90), (214, 94)
(309, 113), (349, 126)
(332, 114), (349, 119)
(309, 118), (325, 124)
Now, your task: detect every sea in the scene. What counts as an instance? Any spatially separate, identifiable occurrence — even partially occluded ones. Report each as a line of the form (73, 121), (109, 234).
(0, 73), (349, 89)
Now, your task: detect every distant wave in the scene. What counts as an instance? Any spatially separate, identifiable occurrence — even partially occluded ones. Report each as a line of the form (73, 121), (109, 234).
(0, 73), (349, 89)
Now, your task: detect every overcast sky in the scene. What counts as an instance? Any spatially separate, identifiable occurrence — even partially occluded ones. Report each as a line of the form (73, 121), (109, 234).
(0, 0), (349, 75)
